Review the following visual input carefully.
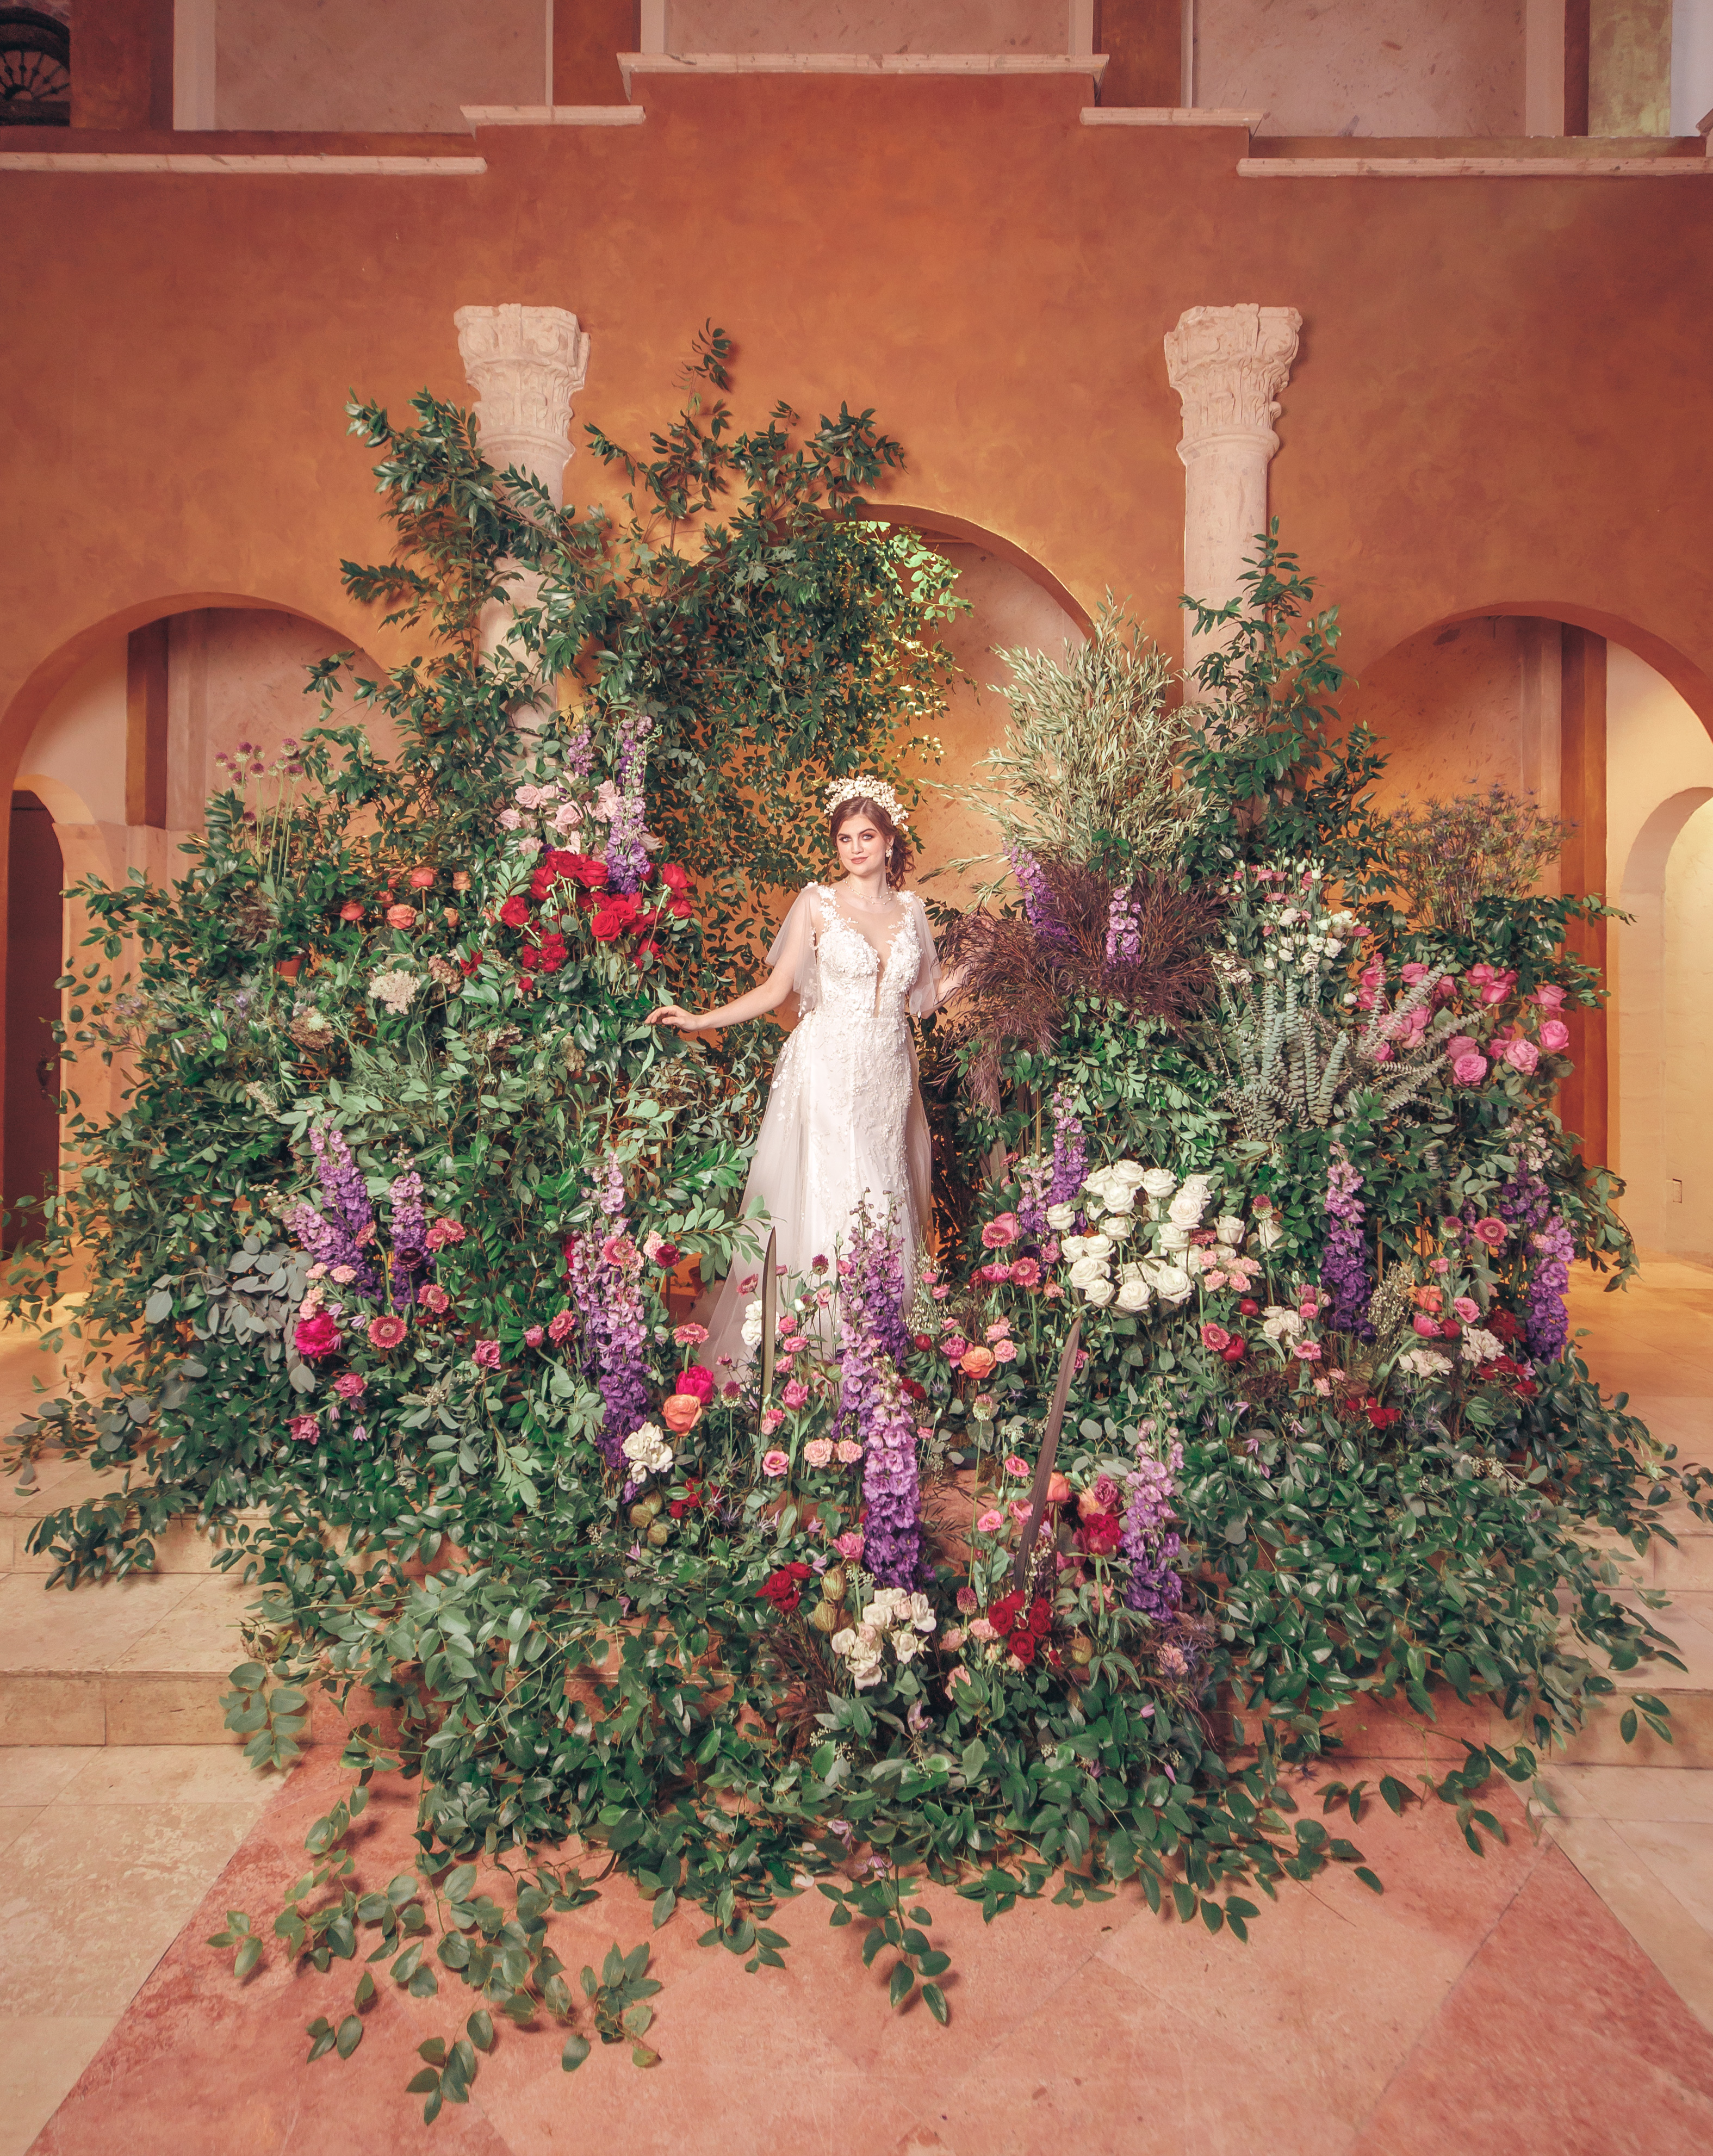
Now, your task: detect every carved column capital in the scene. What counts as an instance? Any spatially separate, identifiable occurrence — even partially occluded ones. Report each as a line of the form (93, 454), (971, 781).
(454, 303), (591, 508)
(1164, 304), (1301, 463)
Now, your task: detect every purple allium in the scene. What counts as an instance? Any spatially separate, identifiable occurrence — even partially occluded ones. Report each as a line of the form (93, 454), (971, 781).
(1321, 1146), (1374, 1340)
(1046, 1090), (1087, 1208)
(1120, 1432), (1184, 1622)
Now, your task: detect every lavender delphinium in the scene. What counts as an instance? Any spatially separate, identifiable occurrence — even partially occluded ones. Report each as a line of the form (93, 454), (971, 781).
(837, 1207), (922, 1587)
(1524, 1214), (1574, 1362)
(387, 1168), (429, 1308)
(1120, 1423), (1184, 1622)
(1046, 1089), (1087, 1207)
(605, 711), (653, 894)
(1321, 1145), (1374, 1340)
(1016, 1150), (1051, 1238)
(1105, 883), (1142, 964)
(564, 1152), (649, 1473)
(1007, 841), (1071, 953)
(295, 1124), (381, 1296)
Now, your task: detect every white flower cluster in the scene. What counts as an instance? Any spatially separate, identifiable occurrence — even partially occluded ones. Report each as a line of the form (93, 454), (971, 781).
(621, 1421), (674, 1478)
(1399, 1346), (1453, 1379)
(832, 1587), (936, 1689)
(1460, 1327), (1504, 1366)
(740, 1297), (764, 1351)
(368, 968), (420, 1016)
(1058, 1162), (1237, 1314)
(1219, 859), (1362, 986)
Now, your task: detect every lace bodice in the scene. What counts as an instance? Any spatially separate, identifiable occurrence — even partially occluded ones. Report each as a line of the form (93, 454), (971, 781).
(805, 888), (921, 1028)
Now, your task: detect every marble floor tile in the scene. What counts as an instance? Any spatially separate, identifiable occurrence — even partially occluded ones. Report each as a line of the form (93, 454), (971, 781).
(107, 1570), (255, 1676)
(1541, 1762), (1713, 1824)
(1615, 1818), (1713, 1935)
(0, 2015), (116, 2156)
(0, 1806), (42, 1858)
(1548, 1816), (1713, 2033)
(0, 1571), (202, 1675)
(60, 1743), (274, 1806)
(0, 1747), (89, 1805)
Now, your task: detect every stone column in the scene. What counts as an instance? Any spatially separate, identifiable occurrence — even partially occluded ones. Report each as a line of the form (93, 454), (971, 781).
(454, 305), (591, 718)
(1163, 303), (1301, 676)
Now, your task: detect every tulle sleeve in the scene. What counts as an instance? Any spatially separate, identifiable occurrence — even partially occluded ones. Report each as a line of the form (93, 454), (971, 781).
(767, 885), (824, 1013)
(904, 893), (943, 1018)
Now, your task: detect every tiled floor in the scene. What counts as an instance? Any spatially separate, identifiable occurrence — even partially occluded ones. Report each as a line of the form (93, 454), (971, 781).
(3, 1263), (1713, 2153)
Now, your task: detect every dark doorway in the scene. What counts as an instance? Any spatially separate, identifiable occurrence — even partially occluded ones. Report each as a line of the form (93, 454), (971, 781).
(5, 791), (63, 1249)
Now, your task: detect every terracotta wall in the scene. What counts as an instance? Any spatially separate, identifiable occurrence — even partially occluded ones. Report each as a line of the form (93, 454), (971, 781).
(664, 2), (1072, 51)
(1196, 0), (1525, 135)
(215, 0), (547, 133)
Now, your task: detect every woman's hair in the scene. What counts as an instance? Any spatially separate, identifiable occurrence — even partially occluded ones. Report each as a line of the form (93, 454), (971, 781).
(829, 795), (913, 888)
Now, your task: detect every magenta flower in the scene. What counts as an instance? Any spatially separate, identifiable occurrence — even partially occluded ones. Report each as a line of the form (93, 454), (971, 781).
(473, 1338), (502, 1369)
(1503, 1038), (1540, 1075)
(781, 1378), (809, 1410)
(980, 1212), (1020, 1251)
(333, 1372), (366, 1402)
(1452, 1052), (1489, 1086)
(288, 1413), (320, 1443)
(762, 1449), (790, 1477)
(524, 1324), (544, 1347)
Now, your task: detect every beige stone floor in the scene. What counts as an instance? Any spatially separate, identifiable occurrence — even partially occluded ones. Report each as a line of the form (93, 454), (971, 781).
(2, 1265), (1713, 2147)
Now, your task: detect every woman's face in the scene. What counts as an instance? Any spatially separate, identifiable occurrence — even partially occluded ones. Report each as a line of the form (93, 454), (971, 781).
(836, 814), (888, 880)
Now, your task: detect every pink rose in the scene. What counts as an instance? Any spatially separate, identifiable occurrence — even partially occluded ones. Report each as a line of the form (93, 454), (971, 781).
(1540, 1019), (1571, 1053)
(835, 1531), (865, 1560)
(1452, 1052), (1489, 1086)
(288, 1413), (320, 1443)
(294, 1311), (342, 1359)
(835, 1439), (864, 1464)
(984, 1318), (1013, 1341)
(977, 1510), (1006, 1533)
(1008, 1500), (1033, 1525)
(1413, 1315), (1441, 1337)
(1533, 983), (1567, 1010)
(781, 1378), (809, 1410)
(1445, 1036), (1478, 1062)
(1400, 962), (1430, 985)
(676, 1364), (716, 1402)
(333, 1372), (366, 1402)
(762, 1449), (790, 1477)
(981, 1212), (1020, 1250)
(1503, 1038), (1539, 1075)
(803, 1438), (834, 1467)
(943, 1336), (969, 1361)
(524, 1324), (544, 1346)
(760, 1409), (784, 1435)
(1453, 1296), (1479, 1323)
(992, 1339), (1017, 1364)
(473, 1338), (502, 1369)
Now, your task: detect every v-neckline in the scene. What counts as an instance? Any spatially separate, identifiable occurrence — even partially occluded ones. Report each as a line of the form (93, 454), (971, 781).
(825, 889), (911, 972)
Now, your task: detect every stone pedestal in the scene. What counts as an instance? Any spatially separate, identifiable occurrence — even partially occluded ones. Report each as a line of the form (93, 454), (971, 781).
(454, 305), (591, 720)
(1163, 303), (1301, 677)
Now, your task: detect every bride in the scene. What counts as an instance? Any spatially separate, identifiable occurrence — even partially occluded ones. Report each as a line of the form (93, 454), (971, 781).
(647, 777), (955, 1365)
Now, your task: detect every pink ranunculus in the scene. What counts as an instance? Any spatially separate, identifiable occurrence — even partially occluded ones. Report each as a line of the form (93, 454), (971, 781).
(761, 1449), (790, 1478)
(1540, 1019), (1571, 1053)
(425, 1218), (466, 1249)
(1453, 1296), (1480, 1323)
(977, 1510), (1006, 1533)
(524, 1324), (544, 1347)
(835, 1439), (864, 1464)
(1504, 1038), (1540, 1075)
(836, 1531), (865, 1561)
(473, 1338), (502, 1369)
(333, 1372), (366, 1403)
(981, 1212), (1021, 1250)
(943, 1336), (969, 1361)
(1452, 1052), (1489, 1086)
(803, 1438), (834, 1468)
(294, 1311), (342, 1359)
(547, 1308), (575, 1342)
(1533, 983), (1568, 1010)
(781, 1378), (810, 1410)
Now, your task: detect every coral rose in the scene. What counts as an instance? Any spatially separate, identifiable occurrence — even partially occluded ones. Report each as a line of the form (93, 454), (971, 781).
(408, 865), (436, 889)
(385, 904), (417, 930)
(661, 1393), (702, 1435)
(959, 1345), (996, 1379)
(338, 900), (364, 923)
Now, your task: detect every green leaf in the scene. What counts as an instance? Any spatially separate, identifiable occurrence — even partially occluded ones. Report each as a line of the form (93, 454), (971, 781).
(467, 2010), (494, 2053)
(335, 2015), (363, 2060)
(234, 1935), (263, 1979)
(887, 1961), (915, 2009)
(651, 1887), (676, 1930)
(561, 2034), (591, 2072)
(921, 1981), (949, 2026)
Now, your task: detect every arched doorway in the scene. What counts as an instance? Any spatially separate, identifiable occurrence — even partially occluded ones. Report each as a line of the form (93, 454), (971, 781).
(4, 790), (62, 1249)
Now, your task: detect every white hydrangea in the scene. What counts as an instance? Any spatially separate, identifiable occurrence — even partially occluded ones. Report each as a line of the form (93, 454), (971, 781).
(621, 1422), (673, 1477)
(1460, 1328), (1504, 1365)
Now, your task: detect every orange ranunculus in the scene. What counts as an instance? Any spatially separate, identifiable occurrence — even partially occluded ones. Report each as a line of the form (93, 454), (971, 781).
(959, 1345), (995, 1379)
(661, 1393), (702, 1435)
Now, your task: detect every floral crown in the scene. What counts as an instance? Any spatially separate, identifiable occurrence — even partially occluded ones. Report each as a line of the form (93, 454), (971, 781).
(824, 774), (908, 829)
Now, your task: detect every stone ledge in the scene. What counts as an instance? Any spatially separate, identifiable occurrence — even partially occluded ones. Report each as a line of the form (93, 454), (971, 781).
(0, 153), (487, 176)
(618, 50), (1108, 96)
(1240, 154), (1713, 179)
(460, 104), (645, 127)
(1081, 106), (1262, 128)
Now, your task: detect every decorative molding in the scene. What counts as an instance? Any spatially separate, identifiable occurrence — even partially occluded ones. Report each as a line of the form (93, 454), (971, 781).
(460, 105), (646, 126)
(617, 52), (1109, 96)
(1081, 106), (1262, 127)
(1163, 305), (1302, 671)
(454, 304), (590, 509)
(1239, 154), (1713, 177)
(0, 152), (487, 175)
(1164, 305), (1301, 461)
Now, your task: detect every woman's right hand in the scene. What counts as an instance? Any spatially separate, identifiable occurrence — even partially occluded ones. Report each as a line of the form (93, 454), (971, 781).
(646, 1005), (702, 1032)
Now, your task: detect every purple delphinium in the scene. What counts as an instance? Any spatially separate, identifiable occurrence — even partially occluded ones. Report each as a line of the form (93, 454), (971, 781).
(1016, 1150), (1051, 1238)
(564, 1152), (648, 1473)
(1105, 883), (1141, 964)
(388, 1168), (429, 1309)
(295, 1124), (381, 1296)
(1120, 1426), (1184, 1622)
(837, 1208), (922, 1588)
(562, 722), (595, 779)
(605, 711), (653, 894)
(1008, 841), (1070, 953)
(1321, 1147), (1374, 1340)
(1525, 1214), (1574, 1363)
(1046, 1090), (1087, 1207)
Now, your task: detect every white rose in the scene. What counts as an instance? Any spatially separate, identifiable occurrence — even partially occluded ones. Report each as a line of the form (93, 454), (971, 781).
(1060, 1235), (1091, 1260)
(1150, 1266), (1193, 1309)
(1045, 1203), (1078, 1232)
(1261, 1306), (1302, 1341)
(740, 1316), (764, 1349)
(1401, 1347), (1452, 1378)
(1253, 1217), (1285, 1252)
(891, 1627), (926, 1664)
(1115, 1274), (1152, 1312)
(831, 1627), (858, 1658)
(1168, 1191), (1207, 1228)
(1105, 1214), (1135, 1241)
(1157, 1223), (1191, 1252)
(1107, 1161), (1148, 1189)
(1215, 1216), (1246, 1247)
(1067, 1255), (1112, 1290)
(907, 1592), (936, 1632)
(1081, 1276), (1116, 1307)
(1139, 1169), (1177, 1201)
(1081, 1232), (1114, 1260)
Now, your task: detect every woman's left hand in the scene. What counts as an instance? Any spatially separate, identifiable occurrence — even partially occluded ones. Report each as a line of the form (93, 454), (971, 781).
(647, 1005), (702, 1031)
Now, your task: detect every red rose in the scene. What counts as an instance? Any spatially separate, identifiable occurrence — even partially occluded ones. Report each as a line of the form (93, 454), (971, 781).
(1028, 1596), (1052, 1637)
(667, 897), (694, 920)
(535, 932), (568, 975)
(659, 862), (691, 894)
(458, 951), (482, 976)
(566, 853), (610, 889)
(1238, 1298), (1261, 1318)
(675, 1363), (715, 1402)
(913, 1332), (933, 1352)
(760, 1561), (813, 1614)
(902, 1377), (927, 1403)
(1221, 1338), (1246, 1364)
(590, 908), (626, 943)
(1077, 1514), (1121, 1556)
(1008, 1629), (1038, 1666)
(499, 894), (530, 928)
(990, 1590), (1025, 1634)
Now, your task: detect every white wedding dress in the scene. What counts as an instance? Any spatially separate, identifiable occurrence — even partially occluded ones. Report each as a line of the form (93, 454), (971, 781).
(703, 883), (941, 1371)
